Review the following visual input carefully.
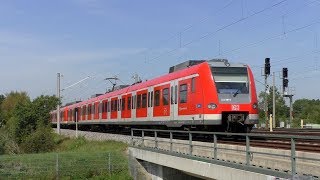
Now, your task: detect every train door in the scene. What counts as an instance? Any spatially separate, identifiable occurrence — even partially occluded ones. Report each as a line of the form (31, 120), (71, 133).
(170, 80), (178, 120)
(126, 94), (132, 119)
(99, 101), (102, 120)
(111, 97), (118, 119)
(131, 91), (136, 120)
(117, 95), (121, 120)
(121, 95), (126, 119)
(147, 87), (154, 120)
(107, 98), (111, 119)
(102, 100), (107, 120)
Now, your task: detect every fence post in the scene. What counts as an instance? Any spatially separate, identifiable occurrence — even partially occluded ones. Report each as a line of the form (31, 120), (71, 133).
(214, 134), (217, 160)
(108, 152), (111, 177)
(142, 130), (145, 147)
(189, 132), (192, 155)
(170, 132), (173, 152)
(131, 129), (134, 146)
(155, 131), (158, 149)
(55, 153), (59, 180)
(246, 135), (250, 166)
(291, 138), (296, 176)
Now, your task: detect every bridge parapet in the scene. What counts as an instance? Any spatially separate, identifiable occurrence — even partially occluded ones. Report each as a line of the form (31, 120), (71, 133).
(130, 129), (320, 179)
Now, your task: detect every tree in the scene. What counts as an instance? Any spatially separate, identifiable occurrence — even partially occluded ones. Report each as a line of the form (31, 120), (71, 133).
(258, 87), (289, 125)
(0, 94), (5, 127)
(0, 91), (30, 127)
(7, 95), (59, 144)
(293, 99), (320, 126)
(32, 95), (59, 126)
(1, 92), (59, 153)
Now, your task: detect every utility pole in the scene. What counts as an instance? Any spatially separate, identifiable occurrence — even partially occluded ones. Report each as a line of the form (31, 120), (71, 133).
(272, 71), (276, 128)
(57, 73), (61, 135)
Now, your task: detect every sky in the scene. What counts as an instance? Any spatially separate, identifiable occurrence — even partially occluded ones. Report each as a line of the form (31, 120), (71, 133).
(0, 0), (320, 103)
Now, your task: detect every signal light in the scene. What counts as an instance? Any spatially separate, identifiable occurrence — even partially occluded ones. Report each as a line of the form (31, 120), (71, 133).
(283, 68), (288, 78)
(283, 78), (289, 88)
(265, 58), (270, 76)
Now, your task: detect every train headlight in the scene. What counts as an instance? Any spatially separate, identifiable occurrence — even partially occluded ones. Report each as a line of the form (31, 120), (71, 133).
(253, 103), (258, 109)
(207, 103), (217, 109)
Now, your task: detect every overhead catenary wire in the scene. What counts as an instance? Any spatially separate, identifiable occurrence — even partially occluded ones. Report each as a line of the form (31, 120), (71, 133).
(143, 0), (288, 64)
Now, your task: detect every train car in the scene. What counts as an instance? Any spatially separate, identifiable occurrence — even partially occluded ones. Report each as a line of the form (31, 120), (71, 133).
(51, 59), (258, 133)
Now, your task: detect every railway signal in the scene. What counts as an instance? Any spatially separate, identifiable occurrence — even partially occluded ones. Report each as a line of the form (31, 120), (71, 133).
(265, 58), (271, 76)
(264, 58), (271, 129)
(283, 68), (288, 78)
(282, 67), (289, 91)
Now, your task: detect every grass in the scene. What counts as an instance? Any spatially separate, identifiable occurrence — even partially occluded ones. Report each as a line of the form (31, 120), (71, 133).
(0, 135), (132, 179)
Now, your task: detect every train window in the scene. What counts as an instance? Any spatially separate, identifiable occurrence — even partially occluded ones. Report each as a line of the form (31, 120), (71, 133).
(116, 99), (119, 111)
(175, 85), (178, 104)
(132, 95), (135, 109)
(118, 99), (121, 111)
(111, 100), (115, 112)
(142, 93), (147, 108)
(163, 88), (169, 105)
(108, 101), (111, 112)
(154, 90), (160, 106)
(99, 103), (102, 113)
(128, 97), (131, 110)
(171, 87), (174, 104)
(179, 84), (187, 103)
(191, 77), (196, 93)
(131, 96), (134, 109)
(92, 104), (95, 114)
(151, 91), (153, 107)
(82, 106), (86, 116)
(148, 92), (150, 107)
(137, 94), (141, 109)
(104, 102), (107, 112)
(122, 98), (126, 111)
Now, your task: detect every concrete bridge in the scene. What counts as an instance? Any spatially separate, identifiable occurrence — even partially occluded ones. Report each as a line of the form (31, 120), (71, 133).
(128, 129), (320, 180)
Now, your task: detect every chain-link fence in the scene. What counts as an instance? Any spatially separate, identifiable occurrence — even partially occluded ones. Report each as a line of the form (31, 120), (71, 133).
(0, 151), (131, 179)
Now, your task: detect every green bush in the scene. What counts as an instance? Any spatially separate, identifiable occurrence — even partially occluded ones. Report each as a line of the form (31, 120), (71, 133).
(21, 127), (55, 153)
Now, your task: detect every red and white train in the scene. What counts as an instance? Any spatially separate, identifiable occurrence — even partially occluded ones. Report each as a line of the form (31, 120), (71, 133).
(51, 59), (258, 133)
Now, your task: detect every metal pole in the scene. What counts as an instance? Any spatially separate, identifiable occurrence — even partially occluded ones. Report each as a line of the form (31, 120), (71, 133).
(189, 132), (192, 155)
(289, 95), (293, 128)
(246, 136), (250, 166)
(272, 72), (276, 128)
(269, 114), (273, 132)
(131, 129), (134, 146)
(57, 73), (61, 135)
(214, 134), (217, 160)
(170, 132), (173, 152)
(108, 152), (111, 177)
(142, 130), (145, 147)
(264, 74), (269, 128)
(291, 138), (296, 175)
(155, 131), (158, 148)
(56, 153), (59, 180)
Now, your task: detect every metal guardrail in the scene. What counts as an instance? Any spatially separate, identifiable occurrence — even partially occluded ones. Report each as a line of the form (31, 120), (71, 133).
(130, 129), (320, 178)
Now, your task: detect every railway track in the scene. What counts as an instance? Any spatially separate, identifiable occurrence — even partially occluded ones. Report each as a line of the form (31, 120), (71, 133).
(252, 128), (320, 136)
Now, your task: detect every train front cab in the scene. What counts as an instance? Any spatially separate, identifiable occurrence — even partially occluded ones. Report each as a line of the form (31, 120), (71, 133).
(206, 60), (259, 132)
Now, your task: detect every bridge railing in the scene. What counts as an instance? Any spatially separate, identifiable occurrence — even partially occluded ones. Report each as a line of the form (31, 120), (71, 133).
(130, 128), (320, 179)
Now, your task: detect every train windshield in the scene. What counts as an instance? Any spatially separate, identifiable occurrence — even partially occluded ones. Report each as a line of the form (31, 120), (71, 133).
(211, 67), (249, 95)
